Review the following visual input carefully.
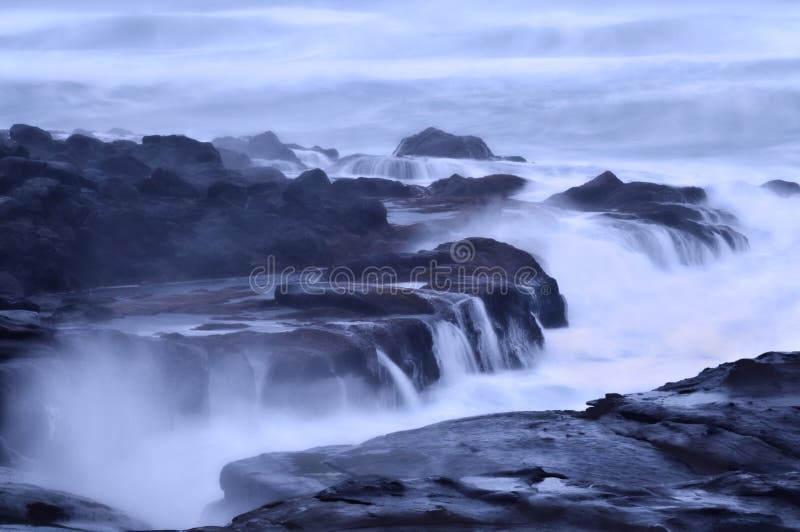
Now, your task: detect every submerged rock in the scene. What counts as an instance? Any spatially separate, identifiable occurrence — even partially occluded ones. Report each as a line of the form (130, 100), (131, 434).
(213, 351), (800, 531)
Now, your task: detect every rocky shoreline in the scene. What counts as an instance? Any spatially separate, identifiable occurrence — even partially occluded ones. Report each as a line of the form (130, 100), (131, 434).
(1, 123), (798, 531)
(205, 351), (800, 531)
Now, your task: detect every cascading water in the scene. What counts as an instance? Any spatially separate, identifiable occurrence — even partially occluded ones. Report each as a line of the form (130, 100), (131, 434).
(290, 148), (335, 169)
(430, 320), (480, 378)
(455, 297), (507, 371)
(327, 154), (536, 183)
(376, 349), (421, 408)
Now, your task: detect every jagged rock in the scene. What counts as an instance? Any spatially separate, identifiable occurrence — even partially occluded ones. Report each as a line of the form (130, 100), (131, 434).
(762, 179), (800, 197)
(547, 171), (706, 210)
(213, 352), (800, 531)
(547, 171), (748, 260)
(394, 127), (495, 160)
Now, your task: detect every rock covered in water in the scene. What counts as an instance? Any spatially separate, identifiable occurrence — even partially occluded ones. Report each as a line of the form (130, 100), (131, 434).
(212, 351), (800, 531)
(547, 171), (749, 261)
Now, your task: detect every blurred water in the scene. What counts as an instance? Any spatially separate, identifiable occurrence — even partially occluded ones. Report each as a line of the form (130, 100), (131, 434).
(3, 1), (800, 529)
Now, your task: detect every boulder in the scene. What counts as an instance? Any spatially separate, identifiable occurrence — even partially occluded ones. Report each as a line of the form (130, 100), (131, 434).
(135, 134), (222, 167)
(8, 124), (56, 159)
(394, 127), (494, 160)
(344, 237), (567, 328)
(428, 173), (527, 198)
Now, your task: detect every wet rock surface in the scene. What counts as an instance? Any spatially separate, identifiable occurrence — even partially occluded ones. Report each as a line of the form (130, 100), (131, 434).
(393, 127), (525, 162)
(547, 171), (749, 261)
(212, 351), (800, 531)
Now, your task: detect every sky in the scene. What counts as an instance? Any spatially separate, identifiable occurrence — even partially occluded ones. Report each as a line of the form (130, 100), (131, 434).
(1, 0), (799, 159)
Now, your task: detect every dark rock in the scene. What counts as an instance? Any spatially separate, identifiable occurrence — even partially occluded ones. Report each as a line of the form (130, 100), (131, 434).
(63, 133), (108, 167)
(0, 139), (28, 159)
(137, 168), (199, 198)
(8, 124), (55, 159)
(275, 285), (436, 317)
(330, 177), (423, 199)
(394, 127), (495, 160)
(286, 143), (339, 160)
(428, 173), (527, 198)
(502, 155), (527, 163)
(215, 351), (800, 531)
(238, 166), (289, 187)
(218, 147), (252, 170)
(345, 237), (567, 328)
(206, 181), (248, 208)
(547, 170), (706, 210)
(94, 153), (151, 180)
(135, 134), (222, 167)
(132, 135), (226, 185)
(547, 171), (748, 261)
(0, 156), (93, 193)
(762, 179), (800, 197)
(0, 272), (24, 298)
(0, 196), (23, 220)
(246, 131), (302, 164)
(98, 176), (140, 201)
